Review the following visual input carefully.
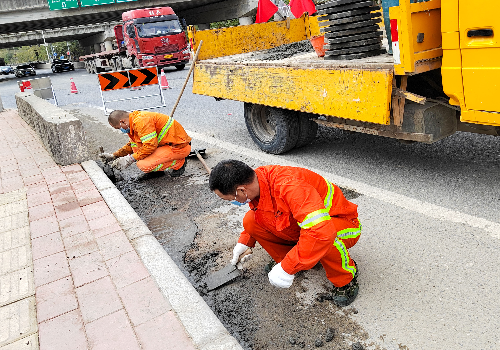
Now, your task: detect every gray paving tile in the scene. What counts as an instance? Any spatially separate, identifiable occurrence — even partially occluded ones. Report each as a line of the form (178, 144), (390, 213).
(0, 267), (35, 307)
(0, 227), (30, 254)
(0, 297), (37, 347)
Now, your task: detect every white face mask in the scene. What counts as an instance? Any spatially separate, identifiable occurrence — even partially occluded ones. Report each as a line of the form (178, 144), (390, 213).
(230, 190), (251, 206)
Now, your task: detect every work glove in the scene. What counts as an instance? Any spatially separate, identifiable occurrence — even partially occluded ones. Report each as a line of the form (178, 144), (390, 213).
(111, 154), (136, 171)
(268, 262), (294, 288)
(99, 152), (115, 163)
(230, 243), (252, 268)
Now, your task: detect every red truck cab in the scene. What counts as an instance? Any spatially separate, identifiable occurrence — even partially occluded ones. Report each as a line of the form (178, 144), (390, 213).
(120, 7), (190, 69)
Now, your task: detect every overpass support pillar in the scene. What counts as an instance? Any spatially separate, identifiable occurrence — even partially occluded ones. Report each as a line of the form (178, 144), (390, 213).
(197, 23), (210, 30)
(93, 43), (101, 54)
(104, 40), (113, 52)
(239, 16), (253, 25)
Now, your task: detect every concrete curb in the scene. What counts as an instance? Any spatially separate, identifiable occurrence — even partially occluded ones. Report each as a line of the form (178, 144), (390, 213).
(81, 160), (243, 350)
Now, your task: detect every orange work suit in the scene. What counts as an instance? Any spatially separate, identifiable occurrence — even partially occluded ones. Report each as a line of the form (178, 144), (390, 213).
(239, 165), (361, 287)
(113, 110), (191, 173)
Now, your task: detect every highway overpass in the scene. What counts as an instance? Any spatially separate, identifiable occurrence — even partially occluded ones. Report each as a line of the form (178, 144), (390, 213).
(0, 0), (257, 51)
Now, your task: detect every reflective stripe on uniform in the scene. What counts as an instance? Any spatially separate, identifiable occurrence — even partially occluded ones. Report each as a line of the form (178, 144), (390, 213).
(152, 163), (163, 172)
(334, 237), (357, 278)
(298, 178), (335, 229)
(140, 131), (157, 143)
(298, 208), (330, 229)
(130, 142), (138, 148)
(157, 117), (174, 143)
(166, 160), (177, 169)
(336, 222), (362, 240)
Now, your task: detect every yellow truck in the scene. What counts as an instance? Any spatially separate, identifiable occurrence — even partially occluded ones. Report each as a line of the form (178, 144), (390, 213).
(188, 0), (499, 154)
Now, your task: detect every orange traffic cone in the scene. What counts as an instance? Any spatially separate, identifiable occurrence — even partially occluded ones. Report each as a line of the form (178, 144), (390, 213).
(160, 69), (170, 89)
(70, 78), (78, 94)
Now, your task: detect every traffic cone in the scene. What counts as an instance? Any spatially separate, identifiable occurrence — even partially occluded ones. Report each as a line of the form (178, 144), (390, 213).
(70, 78), (78, 94)
(160, 69), (170, 89)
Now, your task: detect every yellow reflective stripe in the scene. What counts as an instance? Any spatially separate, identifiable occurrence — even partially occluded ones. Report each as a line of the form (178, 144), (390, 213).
(140, 131), (157, 142)
(166, 160), (177, 169)
(130, 142), (138, 148)
(333, 237), (356, 278)
(324, 179), (334, 211)
(336, 221), (362, 239)
(152, 163), (163, 172)
(298, 208), (330, 229)
(158, 117), (174, 143)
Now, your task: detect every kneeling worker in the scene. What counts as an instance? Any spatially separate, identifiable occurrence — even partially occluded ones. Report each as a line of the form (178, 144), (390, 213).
(100, 110), (191, 177)
(209, 160), (362, 306)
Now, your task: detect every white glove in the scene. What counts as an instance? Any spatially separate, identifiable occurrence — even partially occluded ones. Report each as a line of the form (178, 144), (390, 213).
(230, 243), (252, 266)
(99, 152), (115, 163)
(268, 262), (294, 288)
(111, 154), (136, 170)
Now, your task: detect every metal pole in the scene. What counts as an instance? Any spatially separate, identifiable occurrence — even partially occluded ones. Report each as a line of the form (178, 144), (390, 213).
(40, 30), (51, 63)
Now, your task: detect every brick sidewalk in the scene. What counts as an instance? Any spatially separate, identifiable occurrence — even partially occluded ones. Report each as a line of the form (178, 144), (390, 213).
(0, 109), (197, 349)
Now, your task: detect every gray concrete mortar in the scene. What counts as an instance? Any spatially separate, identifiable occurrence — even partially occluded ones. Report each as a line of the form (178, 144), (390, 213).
(15, 92), (89, 165)
(81, 160), (244, 350)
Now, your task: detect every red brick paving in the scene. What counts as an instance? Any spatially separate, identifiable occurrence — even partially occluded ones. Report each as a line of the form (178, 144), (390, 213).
(0, 110), (197, 350)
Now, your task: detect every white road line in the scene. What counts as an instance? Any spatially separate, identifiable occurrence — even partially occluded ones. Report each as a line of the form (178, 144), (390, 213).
(188, 130), (500, 239)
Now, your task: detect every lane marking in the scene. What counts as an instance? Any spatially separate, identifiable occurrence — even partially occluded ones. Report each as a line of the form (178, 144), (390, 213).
(187, 130), (500, 239)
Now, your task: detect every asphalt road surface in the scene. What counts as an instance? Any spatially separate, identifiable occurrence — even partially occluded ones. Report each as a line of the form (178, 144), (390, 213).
(1, 66), (499, 350)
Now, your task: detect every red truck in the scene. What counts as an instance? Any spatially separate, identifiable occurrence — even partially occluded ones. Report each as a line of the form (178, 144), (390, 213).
(81, 7), (191, 74)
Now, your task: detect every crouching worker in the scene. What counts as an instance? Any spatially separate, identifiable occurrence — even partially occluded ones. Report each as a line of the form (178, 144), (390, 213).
(100, 110), (191, 177)
(209, 160), (362, 306)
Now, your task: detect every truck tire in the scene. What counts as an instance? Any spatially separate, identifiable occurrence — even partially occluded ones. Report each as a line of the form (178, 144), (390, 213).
(244, 103), (299, 154)
(110, 59), (117, 71)
(295, 113), (318, 148)
(175, 64), (185, 70)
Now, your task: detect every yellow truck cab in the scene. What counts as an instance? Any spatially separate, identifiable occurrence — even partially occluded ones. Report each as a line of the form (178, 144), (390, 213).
(188, 0), (500, 154)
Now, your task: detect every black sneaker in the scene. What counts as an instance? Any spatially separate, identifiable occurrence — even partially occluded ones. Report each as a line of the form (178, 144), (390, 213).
(136, 172), (165, 181)
(169, 159), (187, 177)
(331, 262), (359, 307)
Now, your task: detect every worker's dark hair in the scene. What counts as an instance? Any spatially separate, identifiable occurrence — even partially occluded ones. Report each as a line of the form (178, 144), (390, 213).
(209, 160), (256, 195)
(108, 110), (129, 127)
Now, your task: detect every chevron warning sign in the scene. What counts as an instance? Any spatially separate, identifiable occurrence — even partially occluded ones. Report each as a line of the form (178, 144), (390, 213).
(98, 67), (159, 91)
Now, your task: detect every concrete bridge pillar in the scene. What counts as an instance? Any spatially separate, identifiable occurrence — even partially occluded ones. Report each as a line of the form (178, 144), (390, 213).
(104, 40), (113, 52)
(239, 16), (253, 25)
(93, 43), (101, 54)
(197, 23), (210, 30)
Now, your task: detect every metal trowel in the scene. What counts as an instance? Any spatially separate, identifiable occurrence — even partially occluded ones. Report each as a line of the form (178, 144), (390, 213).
(205, 248), (252, 291)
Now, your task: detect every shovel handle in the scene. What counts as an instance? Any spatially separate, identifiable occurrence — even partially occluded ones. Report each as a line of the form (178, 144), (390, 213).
(195, 150), (211, 174)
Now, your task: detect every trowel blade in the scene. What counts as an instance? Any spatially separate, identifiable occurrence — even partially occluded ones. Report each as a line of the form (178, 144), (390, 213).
(205, 263), (242, 291)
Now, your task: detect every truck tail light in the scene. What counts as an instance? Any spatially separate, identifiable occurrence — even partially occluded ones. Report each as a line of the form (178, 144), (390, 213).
(390, 19), (401, 65)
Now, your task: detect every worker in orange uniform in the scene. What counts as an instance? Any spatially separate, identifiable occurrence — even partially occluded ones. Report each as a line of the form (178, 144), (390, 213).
(209, 160), (362, 307)
(100, 110), (191, 177)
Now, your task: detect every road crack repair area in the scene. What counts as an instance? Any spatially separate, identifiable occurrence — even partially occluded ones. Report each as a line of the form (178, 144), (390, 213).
(111, 163), (379, 350)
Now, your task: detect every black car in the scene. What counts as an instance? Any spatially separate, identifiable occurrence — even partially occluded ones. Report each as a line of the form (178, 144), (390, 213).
(14, 64), (36, 78)
(51, 59), (74, 73)
(0, 66), (14, 75)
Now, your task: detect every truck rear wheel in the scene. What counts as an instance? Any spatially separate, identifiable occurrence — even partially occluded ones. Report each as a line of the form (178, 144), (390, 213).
(175, 64), (185, 70)
(244, 103), (299, 154)
(295, 113), (318, 148)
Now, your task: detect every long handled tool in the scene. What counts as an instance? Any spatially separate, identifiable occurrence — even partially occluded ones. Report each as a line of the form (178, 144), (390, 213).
(187, 148), (211, 174)
(169, 40), (203, 119)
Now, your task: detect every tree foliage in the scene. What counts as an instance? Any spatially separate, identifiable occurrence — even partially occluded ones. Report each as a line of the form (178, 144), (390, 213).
(0, 40), (84, 65)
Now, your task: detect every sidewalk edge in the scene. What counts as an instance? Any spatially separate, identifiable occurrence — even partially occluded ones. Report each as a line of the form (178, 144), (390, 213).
(81, 160), (243, 350)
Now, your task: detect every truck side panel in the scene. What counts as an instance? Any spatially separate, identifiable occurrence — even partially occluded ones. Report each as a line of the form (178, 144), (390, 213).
(193, 63), (393, 125)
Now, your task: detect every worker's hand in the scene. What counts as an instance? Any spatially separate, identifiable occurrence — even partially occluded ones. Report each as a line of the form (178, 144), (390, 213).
(268, 262), (294, 288)
(111, 154), (136, 171)
(231, 243), (252, 267)
(99, 152), (115, 163)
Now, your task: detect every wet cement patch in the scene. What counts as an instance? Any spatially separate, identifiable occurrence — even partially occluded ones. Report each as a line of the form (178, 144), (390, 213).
(68, 107), (379, 350)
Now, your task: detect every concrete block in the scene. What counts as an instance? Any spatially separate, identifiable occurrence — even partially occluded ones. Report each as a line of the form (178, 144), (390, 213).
(0, 94), (3, 112)
(15, 92), (89, 166)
